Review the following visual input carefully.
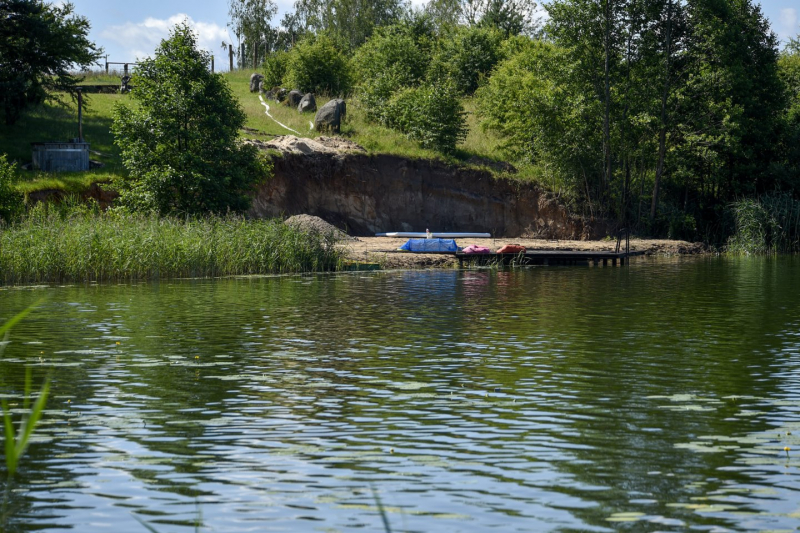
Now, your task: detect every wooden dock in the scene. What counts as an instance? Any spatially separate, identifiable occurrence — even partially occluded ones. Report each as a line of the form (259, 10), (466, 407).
(455, 249), (646, 267)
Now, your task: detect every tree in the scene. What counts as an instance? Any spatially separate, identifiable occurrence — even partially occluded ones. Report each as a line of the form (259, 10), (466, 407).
(112, 24), (263, 215)
(468, 0), (539, 36)
(227, 0), (277, 67)
(674, 0), (784, 204)
(286, 0), (406, 50)
(424, 0), (539, 36)
(776, 37), (800, 190)
(477, 37), (599, 200)
(0, 0), (102, 125)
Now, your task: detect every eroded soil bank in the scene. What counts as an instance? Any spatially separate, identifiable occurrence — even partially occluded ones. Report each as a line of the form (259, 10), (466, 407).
(248, 137), (612, 240)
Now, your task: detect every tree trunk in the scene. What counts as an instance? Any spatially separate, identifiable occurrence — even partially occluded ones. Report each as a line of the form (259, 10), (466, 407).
(651, 0), (674, 221)
(603, 0), (613, 204)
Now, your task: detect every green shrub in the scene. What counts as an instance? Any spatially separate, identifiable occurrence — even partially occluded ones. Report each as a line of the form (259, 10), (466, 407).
(428, 26), (505, 95)
(262, 50), (289, 88)
(0, 154), (23, 223)
(112, 23), (263, 215)
(284, 35), (352, 95)
(385, 82), (467, 154)
(353, 27), (428, 121)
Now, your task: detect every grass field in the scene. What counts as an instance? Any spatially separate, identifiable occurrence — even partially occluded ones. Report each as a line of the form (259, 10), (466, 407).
(1, 70), (524, 197)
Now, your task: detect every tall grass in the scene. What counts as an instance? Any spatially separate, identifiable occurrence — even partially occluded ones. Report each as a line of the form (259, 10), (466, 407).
(727, 192), (800, 254)
(0, 207), (343, 284)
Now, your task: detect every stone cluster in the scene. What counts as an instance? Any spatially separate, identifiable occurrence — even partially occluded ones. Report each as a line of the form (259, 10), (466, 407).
(250, 72), (346, 133)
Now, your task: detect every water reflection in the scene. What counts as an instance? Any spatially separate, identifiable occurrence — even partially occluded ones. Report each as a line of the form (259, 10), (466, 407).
(1, 257), (799, 531)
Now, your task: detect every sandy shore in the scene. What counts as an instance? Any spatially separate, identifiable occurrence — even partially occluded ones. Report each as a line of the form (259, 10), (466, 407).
(343, 237), (707, 269)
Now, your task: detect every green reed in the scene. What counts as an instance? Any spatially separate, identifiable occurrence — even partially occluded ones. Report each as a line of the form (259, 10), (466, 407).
(2, 304), (50, 529)
(727, 192), (800, 254)
(0, 206), (344, 284)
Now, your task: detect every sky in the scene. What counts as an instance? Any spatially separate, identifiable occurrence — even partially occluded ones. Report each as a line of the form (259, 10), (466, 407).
(67, 0), (799, 72)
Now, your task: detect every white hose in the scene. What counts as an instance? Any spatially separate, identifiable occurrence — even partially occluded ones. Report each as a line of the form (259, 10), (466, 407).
(258, 94), (301, 135)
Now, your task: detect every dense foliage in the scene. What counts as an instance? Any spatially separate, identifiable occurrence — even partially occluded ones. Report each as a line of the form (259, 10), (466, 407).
(352, 26), (429, 121)
(474, 0), (797, 241)
(112, 24), (264, 215)
(0, 0), (102, 125)
(284, 34), (352, 95)
(778, 38), (800, 191)
(428, 26), (505, 94)
(0, 154), (22, 223)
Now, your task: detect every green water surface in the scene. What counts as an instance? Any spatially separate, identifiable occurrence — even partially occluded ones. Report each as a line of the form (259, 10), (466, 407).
(1, 256), (799, 532)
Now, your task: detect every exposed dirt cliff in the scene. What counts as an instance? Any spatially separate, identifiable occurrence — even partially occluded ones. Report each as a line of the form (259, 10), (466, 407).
(248, 136), (609, 239)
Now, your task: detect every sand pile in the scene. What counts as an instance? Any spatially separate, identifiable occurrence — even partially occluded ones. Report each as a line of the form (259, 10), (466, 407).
(283, 214), (358, 241)
(246, 135), (365, 155)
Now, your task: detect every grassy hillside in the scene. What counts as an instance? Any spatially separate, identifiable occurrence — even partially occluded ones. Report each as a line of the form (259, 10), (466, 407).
(1, 70), (524, 197)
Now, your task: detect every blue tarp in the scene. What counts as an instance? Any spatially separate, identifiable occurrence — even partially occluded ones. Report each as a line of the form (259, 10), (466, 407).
(398, 238), (459, 252)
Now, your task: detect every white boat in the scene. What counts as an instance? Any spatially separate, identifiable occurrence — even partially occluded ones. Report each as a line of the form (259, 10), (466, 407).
(375, 232), (492, 238)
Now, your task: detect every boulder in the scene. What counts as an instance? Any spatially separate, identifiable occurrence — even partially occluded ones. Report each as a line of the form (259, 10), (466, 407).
(298, 93), (317, 113)
(314, 99), (347, 133)
(272, 87), (287, 101)
(249, 73), (264, 93)
(285, 90), (303, 107)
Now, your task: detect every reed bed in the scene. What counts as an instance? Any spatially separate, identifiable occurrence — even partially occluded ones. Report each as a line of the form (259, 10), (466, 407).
(0, 208), (343, 284)
(727, 192), (800, 254)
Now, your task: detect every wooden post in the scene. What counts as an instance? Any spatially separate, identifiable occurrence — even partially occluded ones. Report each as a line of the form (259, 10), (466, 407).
(211, 55), (214, 73)
(77, 89), (83, 142)
(105, 56), (109, 74)
(124, 63), (128, 77)
(229, 44), (234, 71)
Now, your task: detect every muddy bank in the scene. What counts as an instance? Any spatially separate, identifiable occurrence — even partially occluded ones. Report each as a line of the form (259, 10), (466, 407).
(26, 182), (119, 209)
(249, 138), (611, 239)
(344, 236), (707, 269)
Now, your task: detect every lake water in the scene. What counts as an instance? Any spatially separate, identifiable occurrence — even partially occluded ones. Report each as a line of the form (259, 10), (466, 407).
(1, 256), (799, 532)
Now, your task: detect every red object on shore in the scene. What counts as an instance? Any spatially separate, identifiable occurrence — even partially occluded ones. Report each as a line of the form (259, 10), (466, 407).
(462, 244), (492, 254)
(496, 244), (526, 254)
